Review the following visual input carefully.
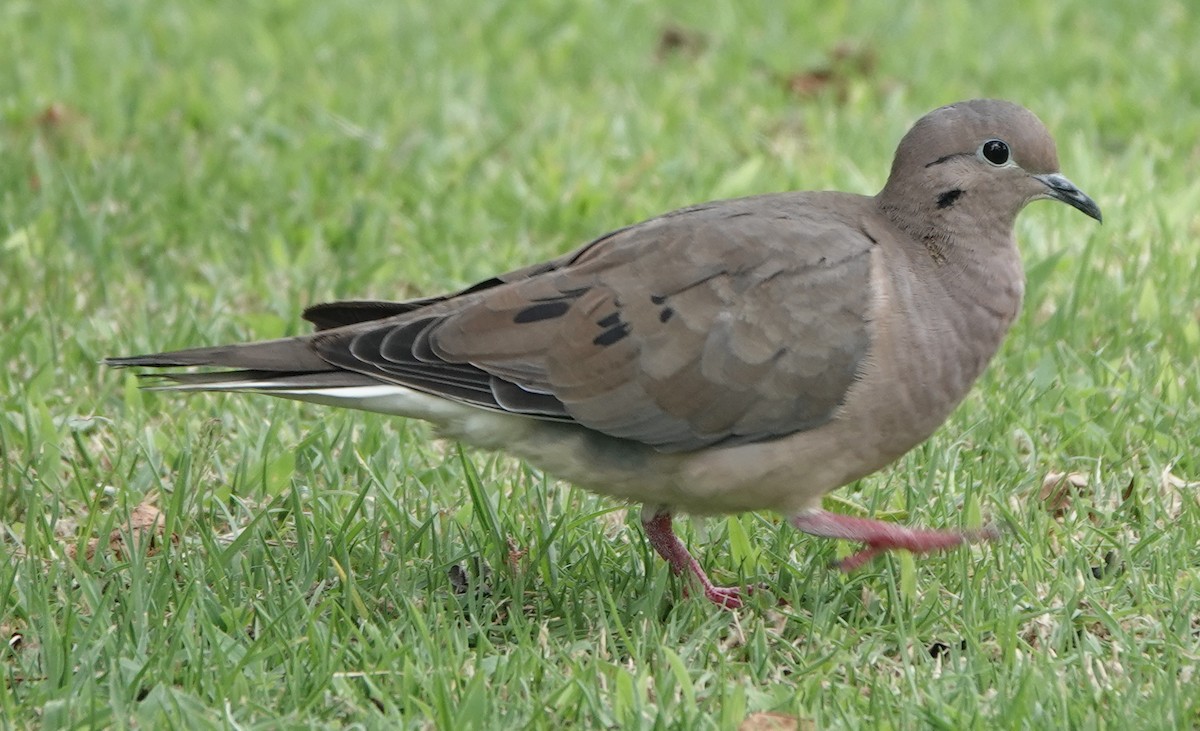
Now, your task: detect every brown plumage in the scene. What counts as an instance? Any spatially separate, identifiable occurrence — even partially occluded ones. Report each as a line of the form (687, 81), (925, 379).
(108, 99), (1102, 608)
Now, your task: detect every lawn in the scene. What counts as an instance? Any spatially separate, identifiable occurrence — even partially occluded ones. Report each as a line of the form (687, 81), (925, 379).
(2, 1), (1198, 728)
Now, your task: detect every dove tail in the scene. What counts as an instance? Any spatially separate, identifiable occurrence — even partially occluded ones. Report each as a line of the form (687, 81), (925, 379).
(104, 338), (464, 421)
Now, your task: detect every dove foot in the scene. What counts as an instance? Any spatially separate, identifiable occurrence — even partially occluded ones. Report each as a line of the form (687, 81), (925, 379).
(698, 583), (750, 609)
(642, 507), (747, 609)
(790, 510), (997, 572)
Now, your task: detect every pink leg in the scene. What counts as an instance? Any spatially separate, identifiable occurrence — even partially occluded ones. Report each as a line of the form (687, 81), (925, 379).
(641, 507), (748, 609)
(790, 510), (998, 572)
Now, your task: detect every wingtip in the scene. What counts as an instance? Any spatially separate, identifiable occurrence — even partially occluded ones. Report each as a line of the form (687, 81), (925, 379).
(103, 353), (200, 368)
(100, 338), (331, 371)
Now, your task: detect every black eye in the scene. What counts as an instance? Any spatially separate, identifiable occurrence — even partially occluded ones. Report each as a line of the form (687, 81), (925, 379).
(981, 139), (1010, 166)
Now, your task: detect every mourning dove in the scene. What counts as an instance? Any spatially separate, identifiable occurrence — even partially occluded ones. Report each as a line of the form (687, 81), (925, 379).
(107, 99), (1101, 609)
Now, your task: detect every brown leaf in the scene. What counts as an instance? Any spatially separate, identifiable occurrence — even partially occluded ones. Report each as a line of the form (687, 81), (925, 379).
(33, 102), (91, 146)
(781, 42), (878, 100)
(739, 712), (814, 731)
(829, 41), (878, 75)
(506, 535), (527, 572)
(785, 69), (835, 97)
(1039, 471), (1089, 516)
(36, 103), (72, 130)
(67, 501), (169, 560)
(1120, 476), (1136, 503)
(656, 24), (707, 60)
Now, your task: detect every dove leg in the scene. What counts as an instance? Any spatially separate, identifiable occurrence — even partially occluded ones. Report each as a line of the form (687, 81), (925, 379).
(790, 510), (997, 572)
(641, 506), (745, 609)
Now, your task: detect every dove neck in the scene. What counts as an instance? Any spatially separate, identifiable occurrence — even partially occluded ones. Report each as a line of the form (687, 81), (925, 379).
(868, 209), (1026, 443)
(934, 232), (1024, 328)
(876, 197), (1024, 318)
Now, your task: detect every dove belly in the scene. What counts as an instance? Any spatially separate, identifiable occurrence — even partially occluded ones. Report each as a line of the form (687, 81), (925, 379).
(259, 383), (543, 446)
(167, 379), (855, 514)
(236, 382), (684, 500)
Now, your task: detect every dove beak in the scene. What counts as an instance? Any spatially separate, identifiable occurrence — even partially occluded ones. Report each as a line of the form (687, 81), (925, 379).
(1034, 173), (1103, 223)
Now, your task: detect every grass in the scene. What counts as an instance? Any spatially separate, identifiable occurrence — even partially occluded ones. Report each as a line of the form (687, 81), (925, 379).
(2, 0), (1198, 728)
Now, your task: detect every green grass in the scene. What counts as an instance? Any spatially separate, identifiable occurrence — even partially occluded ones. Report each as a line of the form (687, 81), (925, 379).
(2, 0), (1198, 728)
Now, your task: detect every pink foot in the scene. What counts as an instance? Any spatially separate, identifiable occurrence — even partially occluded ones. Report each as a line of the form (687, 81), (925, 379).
(790, 510), (997, 572)
(699, 584), (750, 609)
(642, 507), (749, 610)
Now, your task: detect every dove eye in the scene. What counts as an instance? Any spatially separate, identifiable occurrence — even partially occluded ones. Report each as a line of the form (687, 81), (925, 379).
(979, 139), (1011, 166)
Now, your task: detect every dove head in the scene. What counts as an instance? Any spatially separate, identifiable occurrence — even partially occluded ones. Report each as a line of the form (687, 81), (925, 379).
(878, 99), (1102, 231)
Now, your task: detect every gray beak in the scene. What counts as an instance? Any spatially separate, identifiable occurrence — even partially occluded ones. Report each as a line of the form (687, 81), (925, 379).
(1035, 173), (1103, 223)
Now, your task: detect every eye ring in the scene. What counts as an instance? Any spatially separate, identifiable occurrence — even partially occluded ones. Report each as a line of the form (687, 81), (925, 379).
(979, 139), (1011, 166)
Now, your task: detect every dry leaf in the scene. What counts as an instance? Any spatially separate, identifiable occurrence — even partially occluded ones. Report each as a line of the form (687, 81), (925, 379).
(785, 69), (835, 97)
(506, 535), (527, 572)
(739, 712), (814, 731)
(1, 622), (25, 654)
(36, 103), (73, 130)
(1039, 471), (1089, 516)
(67, 501), (168, 560)
(782, 41), (878, 100)
(656, 24), (707, 60)
(1159, 464), (1196, 520)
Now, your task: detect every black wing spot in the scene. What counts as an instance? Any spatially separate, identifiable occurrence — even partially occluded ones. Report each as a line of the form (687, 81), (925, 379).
(659, 307), (675, 323)
(597, 312), (621, 328)
(936, 189), (963, 209)
(593, 323), (631, 347)
(650, 293), (667, 305)
(513, 300), (571, 323)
